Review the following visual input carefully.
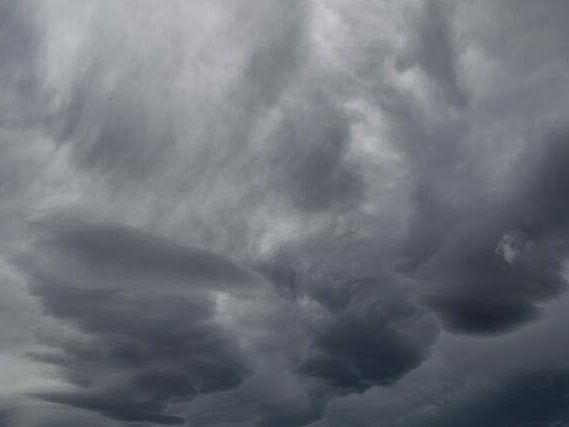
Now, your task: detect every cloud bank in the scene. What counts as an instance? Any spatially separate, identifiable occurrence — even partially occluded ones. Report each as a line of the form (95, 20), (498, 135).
(2, 0), (569, 425)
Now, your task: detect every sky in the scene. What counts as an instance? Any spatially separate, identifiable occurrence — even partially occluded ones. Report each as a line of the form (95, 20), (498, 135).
(2, 0), (569, 425)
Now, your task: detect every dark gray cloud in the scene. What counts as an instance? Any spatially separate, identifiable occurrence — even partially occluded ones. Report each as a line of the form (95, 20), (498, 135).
(407, 368), (569, 427)
(414, 132), (569, 334)
(386, 2), (569, 333)
(16, 218), (438, 426)
(267, 93), (364, 212)
(418, 225), (565, 334)
(296, 276), (437, 391)
(3, 0), (569, 426)
(17, 220), (258, 424)
(22, 219), (267, 293)
(0, 0), (44, 129)
(0, 393), (140, 427)
(28, 390), (188, 425)
(253, 239), (439, 418)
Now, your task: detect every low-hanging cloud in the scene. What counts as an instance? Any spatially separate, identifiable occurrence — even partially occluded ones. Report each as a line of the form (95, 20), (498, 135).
(3, 0), (569, 425)
(18, 220), (264, 424)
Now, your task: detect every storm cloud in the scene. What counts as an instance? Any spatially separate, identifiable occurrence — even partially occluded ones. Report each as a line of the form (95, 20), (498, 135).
(2, 0), (569, 425)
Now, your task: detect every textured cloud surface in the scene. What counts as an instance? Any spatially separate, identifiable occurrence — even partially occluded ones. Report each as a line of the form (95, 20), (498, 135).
(2, 0), (569, 425)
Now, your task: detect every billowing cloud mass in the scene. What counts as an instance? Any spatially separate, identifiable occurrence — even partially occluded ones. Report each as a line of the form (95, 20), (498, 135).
(2, 0), (569, 425)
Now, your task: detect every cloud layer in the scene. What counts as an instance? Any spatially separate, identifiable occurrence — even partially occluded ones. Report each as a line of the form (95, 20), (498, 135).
(2, 0), (569, 425)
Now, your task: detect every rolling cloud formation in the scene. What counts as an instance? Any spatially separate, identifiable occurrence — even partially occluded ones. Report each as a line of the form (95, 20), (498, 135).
(2, 0), (569, 425)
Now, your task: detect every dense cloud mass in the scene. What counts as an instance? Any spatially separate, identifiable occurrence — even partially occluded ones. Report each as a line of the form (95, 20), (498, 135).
(2, 0), (569, 425)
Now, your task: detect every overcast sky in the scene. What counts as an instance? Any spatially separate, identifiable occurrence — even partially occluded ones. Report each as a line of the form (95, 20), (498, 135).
(2, 0), (569, 426)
